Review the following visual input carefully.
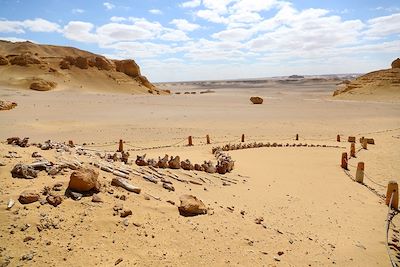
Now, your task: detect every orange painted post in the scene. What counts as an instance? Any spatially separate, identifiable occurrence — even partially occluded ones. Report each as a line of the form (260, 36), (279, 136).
(362, 139), (368, 150)
(241, 134), (245, 143)
(206, 134), (210, 144)
(188, 136), (193, 146)
(386, 181), (399, 210)
(118, 139), (123, 152)
(350, 143), (356, 158)
(341, 152), (348, 170)
(355, 162), (364, 183)
(68, 140), (74, 147)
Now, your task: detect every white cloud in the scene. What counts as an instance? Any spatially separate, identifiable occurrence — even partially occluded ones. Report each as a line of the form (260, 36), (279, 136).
(149, 9), (163, 15)
(23, 18), (60, 32)
(212, 28), (254, 41)
(160, 29), (190, 41)
(110, 16), (126, 22)
(170, 19), (200, 31)
(103, 2), (115, 10)
(364, 13), (400, 38)
(0, 36), (33, 42)
(72, 8), (85, 14)
(0, 18), (60, 34)
(180, 0), (201, 8)
(63, 21), (98, 43)
(97, 23), (156, 42)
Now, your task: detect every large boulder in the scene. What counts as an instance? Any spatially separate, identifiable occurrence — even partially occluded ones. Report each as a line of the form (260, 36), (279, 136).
(75, 56), (89, 69)
(178, 194), (207, 216)
(30, 80), (57, 91)
(68, 168), (100, 193)
(0, 55), (8, 65)
(9, 53), (41, 66)
(250, 96), (263, 104)
(114, 60), (141, 77)
(168, 156), (181, 169)
(0, 100), (17, 111)
(11, 163), (39, 179)
(392, 58), (400, 69)
(19, 190), (40, 204)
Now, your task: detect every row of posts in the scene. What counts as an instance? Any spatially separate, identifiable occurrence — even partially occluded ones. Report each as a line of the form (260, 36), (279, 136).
(340, 137), (398, 210)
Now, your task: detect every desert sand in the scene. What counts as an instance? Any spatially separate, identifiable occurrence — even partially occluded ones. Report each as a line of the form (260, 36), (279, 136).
(1, 74), (400, 267)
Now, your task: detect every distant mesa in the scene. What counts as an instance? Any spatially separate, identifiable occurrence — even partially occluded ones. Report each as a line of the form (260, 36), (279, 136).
(333, 58), (400, 101)
(0, 40), (165, 94)
(250, 96), (263, 104)
(288, 75), (304, 79)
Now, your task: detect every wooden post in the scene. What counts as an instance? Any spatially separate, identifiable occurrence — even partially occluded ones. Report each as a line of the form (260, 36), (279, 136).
(188, 136), (193, 146)
(68, 140), (74, 147)
(118, 139), (123, 152)
(386, 181), (399, 210)
(362, 139), (368, 150)
(241, 134), (245, 143)
(295, 134), (299, 141)
(350, 143), (356, 158)
(341, 152), (348, 170)
(355, 162), (364, 183)
(206, 134), (210, 144)
(337, 135), (340, 142)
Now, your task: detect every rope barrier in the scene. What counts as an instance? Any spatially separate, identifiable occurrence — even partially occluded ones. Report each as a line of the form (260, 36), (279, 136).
(386, 192), (397, 267)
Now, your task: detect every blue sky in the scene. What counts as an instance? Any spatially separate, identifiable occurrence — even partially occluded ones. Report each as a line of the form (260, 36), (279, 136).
(0, 0), (399, 82)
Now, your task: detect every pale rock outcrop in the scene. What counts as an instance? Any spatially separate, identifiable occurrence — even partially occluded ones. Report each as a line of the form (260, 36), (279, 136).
(0, 55), (8, 65)
(114, 59), (141, 78)
(30, 79), (57, 91)
(178, 194), (207, 216)
(9, 53), (41, 66)
(68, 168), (100, 193)
(0, 100), (17, 110)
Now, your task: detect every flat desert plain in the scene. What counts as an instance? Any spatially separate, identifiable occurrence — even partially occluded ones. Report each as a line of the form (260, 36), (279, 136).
(0, 78), (400, 266)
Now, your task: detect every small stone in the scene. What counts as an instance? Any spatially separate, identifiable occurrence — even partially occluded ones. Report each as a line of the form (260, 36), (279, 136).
(23, 236), (35, 242)
(19, 190), (40, 204)
(166, 200), (175, 205)
(46, 195), (63, 207)
(115, 258), (123, 265)
(113, 204), (123, 211)
(120, 195), (126, 201)
(21, 252), (34, 261)
(122, 219), (129, 227)
(254, 217), (264, 224)
(277, 251), (284, 256)
(240, 210), (245, 215)
(120, 209), (132, 218)
(20, 224), (30, 231)
(92, 194), (103, 203)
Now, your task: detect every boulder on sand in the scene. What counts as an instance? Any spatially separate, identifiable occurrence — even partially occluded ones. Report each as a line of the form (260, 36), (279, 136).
(30, 79), (57, 91)
(68, 168), (100, 193)
(19, 190), (40, 204)
(11, 163), (39, 179)
(178, 194), (207, 216)
(114, 59), (140, 77)
(250, 96), (263, 104)
(0, 55), (9, 65)
(0, 100), (17, 111)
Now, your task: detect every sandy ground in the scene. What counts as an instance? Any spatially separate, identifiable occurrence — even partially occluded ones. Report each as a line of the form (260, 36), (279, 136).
(0, 79), (400, 266)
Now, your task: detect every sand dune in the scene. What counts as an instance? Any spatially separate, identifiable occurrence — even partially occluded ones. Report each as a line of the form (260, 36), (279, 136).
(0, 40), (166, 94)
(333, 58), (400, 102)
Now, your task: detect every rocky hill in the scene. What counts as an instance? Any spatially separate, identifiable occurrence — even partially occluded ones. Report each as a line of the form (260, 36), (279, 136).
(333, 58), (400, 101)
(0, 40), (167, 94)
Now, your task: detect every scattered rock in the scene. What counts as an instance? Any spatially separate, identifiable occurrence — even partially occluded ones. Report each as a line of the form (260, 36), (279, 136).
(168, 156), (181, 169)
(120, 209), (132, 218)
(163, 183), (175, 192)
(18, 190), (40, 204)
(46, 195), (63, 207)
(254, 217), (264, 224)
(178, 194), (207, 217)
(23, 236), (35, 242)
(21, 252), (34, 261)
(68, 168), (100, 193)
(114, 258), (123, 265)
(0, 55), (9, 65)
(31, 151), (42, 158)
(250, 96), (263, 104)
(92, 194), (103, 203)
(113, 204), (123, 211)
